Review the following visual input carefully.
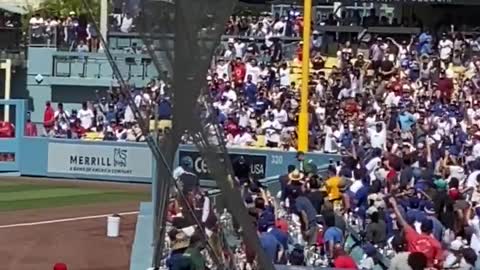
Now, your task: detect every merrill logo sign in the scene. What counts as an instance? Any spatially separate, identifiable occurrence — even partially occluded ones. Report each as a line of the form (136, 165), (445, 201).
(68, 148), (132, 174)
(48, 143), (153, 179)
(114, 148), (128, 167)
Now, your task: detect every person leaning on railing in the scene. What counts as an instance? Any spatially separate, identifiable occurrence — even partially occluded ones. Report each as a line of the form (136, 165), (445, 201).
(29, 14), (45, 44)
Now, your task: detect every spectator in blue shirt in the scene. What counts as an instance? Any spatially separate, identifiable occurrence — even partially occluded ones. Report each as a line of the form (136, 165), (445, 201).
(166, 231), (195, 270)
(158, 97), (172, 120)
(423, 202), (445, 242)
(258, 216), (284, 263)
(254, 93), (270, 114)
(105, 103), (117, 123)
(339, 127), (353, 149)
(398, 107), (416, 132)
(216, 108), (226, 125)
(244, 78), (257, 106)
(258, 211), (289, 264)
(323, 212), (344, 258)
(418, 30), (433, 55)
(292, 189), (318, 246)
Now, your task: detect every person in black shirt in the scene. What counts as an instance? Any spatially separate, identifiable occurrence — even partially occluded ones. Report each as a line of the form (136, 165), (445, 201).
(379, 56), (395, 80)
(233, 155), (250, 185)
(312, 53), (325, 71)
(279, 165), (296, 201)
(271, 37), (282, 63)
(331, 76), (343, 100)
(306, 175), (325, 213)
(247, 37), (259, 55)
(179, 166), (200, 193)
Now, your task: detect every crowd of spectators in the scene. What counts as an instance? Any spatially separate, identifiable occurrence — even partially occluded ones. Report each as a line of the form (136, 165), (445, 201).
(40, 79), (171, 141)
(34, 26), (480, 155)
(29, 12), (100, 52)
(162, 22), (480, 270)
(225, 11), (303, 38)
(19, 3), (480, 270)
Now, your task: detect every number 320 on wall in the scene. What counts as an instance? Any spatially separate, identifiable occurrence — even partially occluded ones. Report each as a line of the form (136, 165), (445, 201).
(271, 155), (283, 165)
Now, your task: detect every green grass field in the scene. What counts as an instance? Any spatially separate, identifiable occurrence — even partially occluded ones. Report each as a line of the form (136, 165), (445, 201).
(0, 180), (150, 212)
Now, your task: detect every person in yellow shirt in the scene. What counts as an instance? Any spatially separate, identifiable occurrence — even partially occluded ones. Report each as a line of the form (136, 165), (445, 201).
(325, 166), (342, 203)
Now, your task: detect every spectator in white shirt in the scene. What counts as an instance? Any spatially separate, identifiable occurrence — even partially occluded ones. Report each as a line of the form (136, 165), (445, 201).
(77, 102), (94, 130)
(223, 40), (235, 60)
(223, 87), (237, 102)
(29, 14), (44, 26)
(76, 40), (89, 52)
(124, 105), (135, 123)
(120, 13), (134, 33)
(438, 33), (453, 62)
(272, 105), (288, 125)
(279, 63), (290, 87)
(54, 103), (70, 132)
(368, 122), (387, 150)
(324, 124), (340, 153)
(245, 60), (261, 84)
(237, 106), (251, 128)
(29, 14), (45, 41)
(233, 127), (255, 146)
(473, 140), (480, 159)
(261, 113), (283, 148)
(273, 17), (286, 36)
(216, 58), (230, 80)
(214, 97), (232, 115)
(234, 39), (245, 59)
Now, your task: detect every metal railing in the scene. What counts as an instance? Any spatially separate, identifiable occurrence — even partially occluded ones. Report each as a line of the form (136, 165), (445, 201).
(51, 51), (156, 80)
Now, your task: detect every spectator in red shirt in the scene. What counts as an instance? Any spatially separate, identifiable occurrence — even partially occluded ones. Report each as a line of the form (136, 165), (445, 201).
(232, 57), (246, 87)
(43, 101), (55, 132)
(384, 155), (401, 192)
(275, 218), (288, 234)
(389, 197), (443, 267)
(296, 42), (303, 61)
(224, 116), (239, 138)
(25, 113), (37, 136)
(70, 119), (86, 139)
(436, 69), (453, 103)
(333, 245), (357, 269)
(0, 121), (14, 138)
(448, 178), (462, 201)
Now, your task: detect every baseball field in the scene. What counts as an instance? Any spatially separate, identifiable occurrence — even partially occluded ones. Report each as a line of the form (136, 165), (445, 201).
(0, 176), (150, 270)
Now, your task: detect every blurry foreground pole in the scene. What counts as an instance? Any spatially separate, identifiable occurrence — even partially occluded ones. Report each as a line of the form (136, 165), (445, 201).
(100, 0), (108, 39)
(1, 59), (11, 122)
(297, 0), (312, 152)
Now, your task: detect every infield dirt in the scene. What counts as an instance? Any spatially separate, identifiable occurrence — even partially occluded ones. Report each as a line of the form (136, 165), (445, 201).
(0, 176), (149, 270)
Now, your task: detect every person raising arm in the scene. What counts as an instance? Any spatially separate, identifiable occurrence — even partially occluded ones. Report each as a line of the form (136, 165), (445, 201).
(388, 196), (443, 268)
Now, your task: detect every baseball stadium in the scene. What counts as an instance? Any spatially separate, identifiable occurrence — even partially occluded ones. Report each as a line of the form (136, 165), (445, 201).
(1, 0), (480, 270)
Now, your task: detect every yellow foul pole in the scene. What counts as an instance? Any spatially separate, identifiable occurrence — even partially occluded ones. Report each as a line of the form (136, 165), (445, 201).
(297, 0), (312, 152)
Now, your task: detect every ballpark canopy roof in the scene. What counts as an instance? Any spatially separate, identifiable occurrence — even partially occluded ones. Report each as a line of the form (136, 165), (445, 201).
(0, 0), (46, 14)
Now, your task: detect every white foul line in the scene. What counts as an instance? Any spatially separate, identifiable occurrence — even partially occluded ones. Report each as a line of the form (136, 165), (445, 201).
(0, 211), (139, 229)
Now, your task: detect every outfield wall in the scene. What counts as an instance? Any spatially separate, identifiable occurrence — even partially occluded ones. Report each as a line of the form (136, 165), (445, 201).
(15, 137), (339, 182)
(0, 100), (340, 181)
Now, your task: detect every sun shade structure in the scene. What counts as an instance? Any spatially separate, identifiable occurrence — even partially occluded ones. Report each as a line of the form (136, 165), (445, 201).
(0, 0), (48, 14)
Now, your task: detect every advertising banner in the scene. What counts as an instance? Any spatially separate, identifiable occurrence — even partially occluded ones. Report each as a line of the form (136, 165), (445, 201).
(178, 150), (267, 179)
(47, 143), (153, 179)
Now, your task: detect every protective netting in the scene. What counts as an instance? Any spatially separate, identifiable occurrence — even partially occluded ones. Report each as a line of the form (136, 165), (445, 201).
(131, 0), (276, 269)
